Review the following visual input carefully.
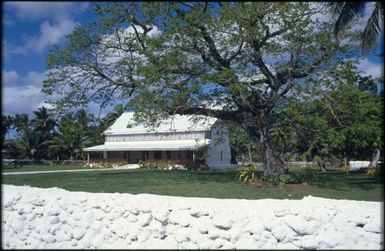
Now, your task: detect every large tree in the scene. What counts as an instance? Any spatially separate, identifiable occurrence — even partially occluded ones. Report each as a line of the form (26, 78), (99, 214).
(44, 2), (358, 176)
(285, 62), (383, 169)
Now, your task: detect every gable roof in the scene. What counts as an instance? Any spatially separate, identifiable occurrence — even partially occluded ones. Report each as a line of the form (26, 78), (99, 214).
(104, 112), (217, 135)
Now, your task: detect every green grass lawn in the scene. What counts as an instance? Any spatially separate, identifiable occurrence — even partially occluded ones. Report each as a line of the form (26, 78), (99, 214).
(2, 164), (96, 172)
(2, 166), (383, 201)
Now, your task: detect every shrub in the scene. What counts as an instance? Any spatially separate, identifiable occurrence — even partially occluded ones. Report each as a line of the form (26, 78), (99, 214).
(236, 165), (258, 183)
(184, 162), (209, 171)
(339, 164), (349, 174)
(236, 165), (315, 186)
(261, 171), (315, 185)
(364, 166), (383, 177)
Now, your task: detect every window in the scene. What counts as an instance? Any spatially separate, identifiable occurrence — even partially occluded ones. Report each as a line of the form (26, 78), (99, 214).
(166, 151), (171, 159)
(220, 150), (223, 162)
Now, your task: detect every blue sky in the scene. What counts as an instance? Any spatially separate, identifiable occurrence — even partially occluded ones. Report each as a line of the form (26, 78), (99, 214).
(2, 2), (384, 117)
(2, 2), (105, 116)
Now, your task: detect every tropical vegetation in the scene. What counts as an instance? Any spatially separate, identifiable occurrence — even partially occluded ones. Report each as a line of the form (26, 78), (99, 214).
(2, 2), (383, 178)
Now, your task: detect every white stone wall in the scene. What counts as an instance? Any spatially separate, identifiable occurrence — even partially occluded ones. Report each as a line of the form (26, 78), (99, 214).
(205, 122), (232, 169)
(349, 161), (371, 171)
(2, 185), (383, 249)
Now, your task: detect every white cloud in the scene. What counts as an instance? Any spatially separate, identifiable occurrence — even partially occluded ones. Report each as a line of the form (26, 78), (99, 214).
(25, 71), (47, 87)
(2, 69), (50, 115)
(357, 58), (383, 79)
(2, 85), (46, 115)
(11, 19), (79, 54)
(36, 101), (56, 110)
(2, 69), (114, 117)
(5, 2), (89, 54)
(5, 2), (89, 22)
(3, 70), (20, 85)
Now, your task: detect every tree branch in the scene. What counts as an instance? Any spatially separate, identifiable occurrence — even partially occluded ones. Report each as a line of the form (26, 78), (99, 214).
(197, 25), (230, 68)
(171, 106), (240, 122)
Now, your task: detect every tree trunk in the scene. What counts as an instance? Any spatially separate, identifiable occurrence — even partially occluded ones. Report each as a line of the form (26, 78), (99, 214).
(316, 157), (327, 172)
(369, 148), (380, 168)
(259, 128), (288, 176)
(343, 152), (349, 167)
(243, 119), (287, 176)
(248, 147), (252, 164)
(261, 142), (288, 176)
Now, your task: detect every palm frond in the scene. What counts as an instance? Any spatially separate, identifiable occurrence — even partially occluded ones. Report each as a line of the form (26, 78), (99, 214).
(334, 2), (368, 40)
(327, 2), (347, 17)
(361, 2), (384, 52)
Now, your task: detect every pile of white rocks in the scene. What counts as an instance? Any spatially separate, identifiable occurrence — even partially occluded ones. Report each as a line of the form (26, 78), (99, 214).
(2, 185), (383, 249)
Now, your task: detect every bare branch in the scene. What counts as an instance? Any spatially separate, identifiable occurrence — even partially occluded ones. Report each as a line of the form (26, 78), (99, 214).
(197, 25), (230, 68)
(172, 106), (240, 122)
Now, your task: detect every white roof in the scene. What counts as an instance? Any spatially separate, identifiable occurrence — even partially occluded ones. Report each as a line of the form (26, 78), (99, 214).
(84, 139), (209, 151)
(104, 112), (217, 135)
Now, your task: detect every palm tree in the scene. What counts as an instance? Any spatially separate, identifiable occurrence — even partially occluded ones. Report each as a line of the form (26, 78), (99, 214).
(2, 115), (13, 143)
(30, 107), (57, 159)
(49, 113), (93, 160)
(48, 132), (93, 160)
(8, 121), (48, 160)
(31, 106), (56, 133)
(328, 2), (384, 52)
(12, 114), (29, 133)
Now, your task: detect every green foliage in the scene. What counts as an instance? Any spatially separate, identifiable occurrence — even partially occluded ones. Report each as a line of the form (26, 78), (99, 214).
(236, 165), (316, 186)
(364, 166), (383, 177)
(185, 161), (208, 171)
(48, 111), (95, 160)
(327, 2), (384, 52)
(236, 165), (258, 183)
(261, 171), (315, 186)
(285, 62), (383, 165)
(227, 122), (258, 161)
(339, 164), (350, 174)
(38, 2), (378, 175)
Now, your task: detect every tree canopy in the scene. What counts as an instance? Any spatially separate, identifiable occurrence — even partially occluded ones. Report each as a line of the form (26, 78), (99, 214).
(43, 2), (374, 175)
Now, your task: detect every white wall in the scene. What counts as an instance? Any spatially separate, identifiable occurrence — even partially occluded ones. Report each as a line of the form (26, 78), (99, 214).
(3, 185), (383, 249)
(205, 122), (232, 169)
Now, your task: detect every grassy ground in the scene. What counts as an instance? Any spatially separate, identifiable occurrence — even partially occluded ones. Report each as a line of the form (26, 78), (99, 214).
(2, 164), (94, 172)
(2, 166), (383, 201)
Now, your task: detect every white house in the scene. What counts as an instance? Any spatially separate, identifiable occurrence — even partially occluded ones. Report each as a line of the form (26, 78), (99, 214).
(84, 112), (234, 169)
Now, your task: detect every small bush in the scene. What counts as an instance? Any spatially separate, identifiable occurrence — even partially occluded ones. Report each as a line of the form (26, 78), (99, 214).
(236, 165), (315, 186)
(261, 171), (315, 185)
(364, 167), (383, 177)
(185, 162), (209, 171)
(236, 165), (258, 183)
(339, 164), (349, 174)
